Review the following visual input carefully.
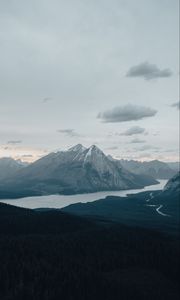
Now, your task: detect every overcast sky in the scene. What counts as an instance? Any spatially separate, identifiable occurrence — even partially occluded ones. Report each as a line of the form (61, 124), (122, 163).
(0, 0), (179, 162)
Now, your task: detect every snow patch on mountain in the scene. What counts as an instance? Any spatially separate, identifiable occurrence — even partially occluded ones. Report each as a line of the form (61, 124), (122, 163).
(68, 144), (87, 153)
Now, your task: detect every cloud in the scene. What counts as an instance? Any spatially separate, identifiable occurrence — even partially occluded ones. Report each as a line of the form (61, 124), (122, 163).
(57, 129), (81, 137)
(120, 126), (146, 136)
(7, 140), (22, 144)
(105, 146), (118, 150)
(163, 148), (178, 153)
(126, 61), (172, 80)
(98, 104), (157, 123)
(152, 131), (160, 136)
(171, 101), (180, 110)
(135, 145), (160, 151)
(42, 97), (53, 103)
(130, 138), (146, 144)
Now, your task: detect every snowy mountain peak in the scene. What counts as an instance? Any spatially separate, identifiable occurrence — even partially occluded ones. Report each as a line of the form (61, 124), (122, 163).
(88, 145), (104, 154)
(68, 144), (86, 153)
(82, 145), (111, 175)
(85, 145), (105, 159)
(0, 143), (158, 194)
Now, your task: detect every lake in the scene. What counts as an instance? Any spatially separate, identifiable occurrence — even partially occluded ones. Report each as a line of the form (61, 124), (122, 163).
(0, 179), (167, 209)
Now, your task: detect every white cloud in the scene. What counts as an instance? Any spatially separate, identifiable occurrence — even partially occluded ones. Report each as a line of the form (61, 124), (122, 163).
(120, 126), (146, 136)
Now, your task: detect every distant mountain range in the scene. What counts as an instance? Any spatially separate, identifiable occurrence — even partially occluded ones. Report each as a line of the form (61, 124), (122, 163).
(119, 159), (177, 179)
(166, 162), (179, 172)
(0, 145), (178, 198)
(0, 157), (26, 180)
(0, 144), (158, 198)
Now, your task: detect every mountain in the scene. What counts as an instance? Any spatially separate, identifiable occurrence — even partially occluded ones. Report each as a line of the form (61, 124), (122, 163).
(167, 162), (179, 172)
(144, 171), (180, 222)
(0, 144), (157, 197)
(119, 159), (176, 179)
(0, 157), (26, 180)
(162, 171), (180, 196)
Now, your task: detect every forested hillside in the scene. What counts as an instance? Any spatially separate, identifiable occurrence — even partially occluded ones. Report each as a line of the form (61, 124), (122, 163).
(0, 203), (179, 300)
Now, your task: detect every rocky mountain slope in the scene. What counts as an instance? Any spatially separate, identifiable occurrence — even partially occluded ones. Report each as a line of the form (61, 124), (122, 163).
(162, 171), (180, 195)
(0, 144), (157, 197)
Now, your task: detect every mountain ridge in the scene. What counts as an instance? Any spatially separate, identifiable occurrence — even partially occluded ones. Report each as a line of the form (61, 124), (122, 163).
(0, 144), (158, 198)
(0, 157), (27, 180)
(119, 158), (176, 179)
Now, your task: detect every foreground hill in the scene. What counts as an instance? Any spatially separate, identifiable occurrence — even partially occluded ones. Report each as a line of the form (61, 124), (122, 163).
(0, 144), (157, 198)
(147, 171), (180, 220)
(0, 202), (179, 300)
(63, 172), (180, 235)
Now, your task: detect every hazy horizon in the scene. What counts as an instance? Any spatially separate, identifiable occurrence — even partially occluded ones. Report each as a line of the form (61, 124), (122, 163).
(0, 143), (179, 164)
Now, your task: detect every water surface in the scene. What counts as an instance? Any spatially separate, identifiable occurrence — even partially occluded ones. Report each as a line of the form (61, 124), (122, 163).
(0, 180), (167, 209)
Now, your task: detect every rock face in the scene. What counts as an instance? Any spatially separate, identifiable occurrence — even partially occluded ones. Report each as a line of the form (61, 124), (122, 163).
(0, 144), (158, 196)
(119, 159), (176, 179)
(162, 171), (180, 195)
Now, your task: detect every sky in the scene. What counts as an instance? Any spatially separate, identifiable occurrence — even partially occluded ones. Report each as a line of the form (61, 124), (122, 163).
(0, 0), (179, 162)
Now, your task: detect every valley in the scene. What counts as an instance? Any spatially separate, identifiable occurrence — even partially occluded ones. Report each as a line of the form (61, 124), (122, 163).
(1, 144), (176, 199)
(0, 179), (167, 209)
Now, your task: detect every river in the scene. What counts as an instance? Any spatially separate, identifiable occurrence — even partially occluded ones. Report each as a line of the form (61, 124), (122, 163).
(0, 179), (168, 209)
